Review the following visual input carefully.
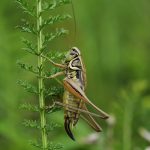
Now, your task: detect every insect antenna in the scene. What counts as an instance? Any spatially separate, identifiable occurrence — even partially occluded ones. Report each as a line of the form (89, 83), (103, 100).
(70, 0), (77, 46)
(71, 0), (76, 43)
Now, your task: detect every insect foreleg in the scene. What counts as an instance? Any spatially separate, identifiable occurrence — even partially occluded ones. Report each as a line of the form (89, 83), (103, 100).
(41, 54), (66, 69)
(45, 71), (65, 79)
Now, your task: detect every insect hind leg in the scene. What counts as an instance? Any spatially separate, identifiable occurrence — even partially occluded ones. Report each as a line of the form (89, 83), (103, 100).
(54, 101), (106, 119)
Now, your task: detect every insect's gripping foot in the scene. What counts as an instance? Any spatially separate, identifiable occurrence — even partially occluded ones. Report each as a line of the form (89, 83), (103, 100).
(103, 114), (109, 119)
(64, 117), (75, 141)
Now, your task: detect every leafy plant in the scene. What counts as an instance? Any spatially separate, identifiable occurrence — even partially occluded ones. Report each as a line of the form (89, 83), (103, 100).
(114, 80), (149, 150)
(16, 0), (72, 149)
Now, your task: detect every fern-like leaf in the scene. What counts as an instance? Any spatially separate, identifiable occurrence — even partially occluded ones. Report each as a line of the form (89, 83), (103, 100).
(40, 14), (71, 31)
(46, 122), (61, 132)
(29, 141), (42, 149)
(17, 61), (39, 74)
(30, 141), (63, 150)
(17, 80), (38, 94)
(43, 28), (68, 46)
(47, 142), (63, 150)
(23, 119), (40, 129)
(16, 0), (36, 17)
(46, 51), (66, 60)
(44, 86), (63, 98)
(17, 19), (37, 35)
(19, 103), (39, 112)
(22, 38), (38, 55)
(42, 0), (71, 12)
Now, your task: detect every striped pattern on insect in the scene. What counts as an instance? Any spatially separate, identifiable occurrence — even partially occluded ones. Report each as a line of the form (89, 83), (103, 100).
(43, 47), (109, 141)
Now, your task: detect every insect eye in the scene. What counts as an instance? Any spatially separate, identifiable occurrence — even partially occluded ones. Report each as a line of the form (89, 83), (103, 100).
(71, 47), (81, 55)
(70, 52), (75, 55)
(70, 49), (79, 57)
(70, 51), (77, 56)
(72, 49), (76, 52)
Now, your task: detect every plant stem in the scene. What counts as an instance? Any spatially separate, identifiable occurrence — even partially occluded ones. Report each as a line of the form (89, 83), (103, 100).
(37, 0), (48, 149)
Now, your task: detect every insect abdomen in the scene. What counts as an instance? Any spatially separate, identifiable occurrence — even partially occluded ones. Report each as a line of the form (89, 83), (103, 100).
(63, 90), (81, 125)
(63, 90), (83, 140)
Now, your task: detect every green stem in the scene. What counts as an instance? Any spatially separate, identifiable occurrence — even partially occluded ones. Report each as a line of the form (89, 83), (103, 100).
(37, 0), (48, 149)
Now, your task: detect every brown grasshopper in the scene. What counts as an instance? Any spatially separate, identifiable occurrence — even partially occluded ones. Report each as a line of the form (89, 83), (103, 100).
(43, 47), (109, 141)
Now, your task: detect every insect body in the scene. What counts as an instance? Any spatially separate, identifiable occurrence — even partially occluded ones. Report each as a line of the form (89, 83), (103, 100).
(44, 47), (109, 140)
(63, 49), (86, 140)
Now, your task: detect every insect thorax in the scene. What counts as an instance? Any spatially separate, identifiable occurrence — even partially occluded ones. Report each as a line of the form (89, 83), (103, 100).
(65, 57), (85, 89)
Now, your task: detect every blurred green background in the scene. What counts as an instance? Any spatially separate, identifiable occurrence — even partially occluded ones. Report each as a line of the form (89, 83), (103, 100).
(0, 0), (150, 150)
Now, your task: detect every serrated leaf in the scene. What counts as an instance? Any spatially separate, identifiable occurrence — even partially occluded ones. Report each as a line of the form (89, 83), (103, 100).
(22, 38), (38, 55)
(44, 86), (63, 98)
(16, 0), (36, 17)
(47, 51), (66, 60)
(23, 119), (40, 129)
(17, 80), (38, 94)
(17, 20), (37, 35)
(46, 122), (61, 132)
(23, 120), (61, 131)
(42, 0), (71, 12)
(43, 28), (68, 45)
(17, 61), (39, 74)
(29, 140), (42, 149)
(42, 1), (56, 12)
(19, 103), (39, 112)
(29, 141), (63, 150)
(57, 0), (71, 6)
(47, 142), (63, 150)
(40, 14), (71, 31)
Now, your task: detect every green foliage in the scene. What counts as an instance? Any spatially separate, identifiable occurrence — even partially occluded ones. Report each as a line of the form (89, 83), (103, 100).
(40, 14), (71, 31)
(19, 103), (39, 112)
(22, 119), (60, 131)
(16, 0), (36, 17)
(46, 51), (66, 60)
(17, 60), (39, 74)
(16, 21), (37, 35)
(17, 80), (38, 94)
(23, 119), (40, 129)
(121, 81), (149, 150)
(43, 28), (68, 46)
(44, 86), (63, 98)
(16, 0), (71, 149)
(42, 0), (71, 12)
(30, 141), (63, 150)
(22, 38), (37, 55)
(1, 0), (150, 150)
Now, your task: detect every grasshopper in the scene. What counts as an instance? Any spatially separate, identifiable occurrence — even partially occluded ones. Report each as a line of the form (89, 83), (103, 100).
(43, 47), (109, 141)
